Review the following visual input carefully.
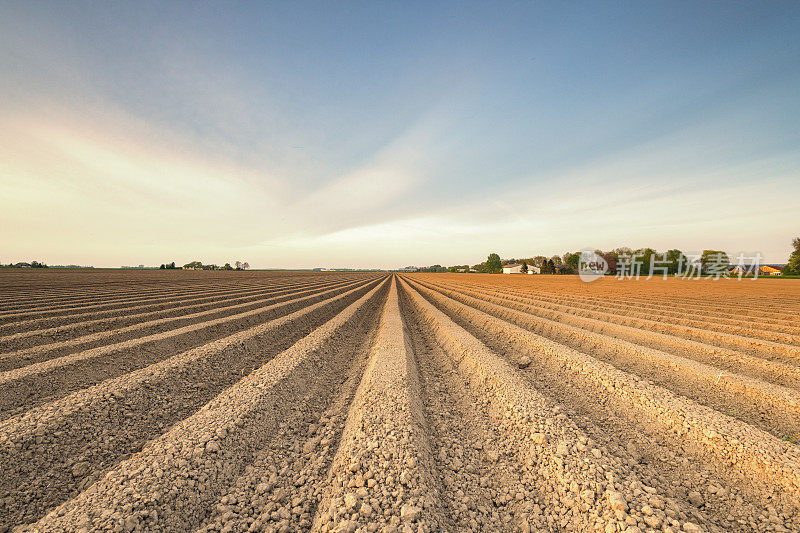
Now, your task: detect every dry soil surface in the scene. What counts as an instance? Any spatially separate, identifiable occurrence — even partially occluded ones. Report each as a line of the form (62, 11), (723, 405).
(0, 269), (798, 532)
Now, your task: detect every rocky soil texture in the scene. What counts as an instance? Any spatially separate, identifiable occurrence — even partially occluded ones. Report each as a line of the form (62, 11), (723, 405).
(0, 269), (798, 532)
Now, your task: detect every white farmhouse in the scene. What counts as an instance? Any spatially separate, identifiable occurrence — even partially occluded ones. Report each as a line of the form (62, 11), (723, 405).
(503, 264), (540, 274)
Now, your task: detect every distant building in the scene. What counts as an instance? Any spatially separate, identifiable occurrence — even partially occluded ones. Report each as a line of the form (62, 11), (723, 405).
(760, 265), (783, 276)
(729, 264), (784, 276)
(503, 264), (539, 274)
(13, 262), (31, 268)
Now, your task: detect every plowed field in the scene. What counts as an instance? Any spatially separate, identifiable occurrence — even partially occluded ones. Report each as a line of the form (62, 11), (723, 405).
(1, 270), (798, 532)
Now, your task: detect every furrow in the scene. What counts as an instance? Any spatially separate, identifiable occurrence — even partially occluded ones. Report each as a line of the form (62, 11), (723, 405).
(397, 278), (714, 532)
(401, 285), (581, 531)
(410, 278), (800, 444)
(465, 281), (800, 340)
(0, 278), (380, 418)
(0, 274), (371, 323)
(0, 277), (388, 529)
(425, 278), (800, 371)
(432, 279), (800, 360)
(0, 280), (279, 316)
(401, 277), (800, 530)
(25, 276), (389, 532)
(0, 278), (339, 337)
(449, 277), (798, 324)
(0, 278), (357, 365)
(309, 279), (443, 531)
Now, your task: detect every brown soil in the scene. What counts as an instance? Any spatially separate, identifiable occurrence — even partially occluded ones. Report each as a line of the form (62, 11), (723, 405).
(0, 269), (798, 532)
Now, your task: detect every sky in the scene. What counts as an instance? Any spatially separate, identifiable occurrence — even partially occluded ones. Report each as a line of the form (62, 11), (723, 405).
(1, 1), (799, 268)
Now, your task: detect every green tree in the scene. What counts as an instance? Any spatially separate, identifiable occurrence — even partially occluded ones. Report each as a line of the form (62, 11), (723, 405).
(783, 237), (800, 275)
(520, 261), (528, 274)
(700, 250), (730, 276)
(486, 253), (502, 273)
(634, 248), (657, 276)
(664, 249), (686, 275)
(564, 252), (580, 271)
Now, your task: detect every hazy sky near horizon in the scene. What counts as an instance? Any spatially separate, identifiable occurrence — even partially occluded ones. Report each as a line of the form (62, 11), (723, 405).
(2, 2), (799, 268)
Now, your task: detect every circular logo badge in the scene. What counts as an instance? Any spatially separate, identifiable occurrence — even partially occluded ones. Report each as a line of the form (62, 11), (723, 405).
(578, 249), (608, 282)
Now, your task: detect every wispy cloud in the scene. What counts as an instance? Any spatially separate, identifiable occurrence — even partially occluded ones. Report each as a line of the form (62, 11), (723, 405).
(1, 3), (798, 267)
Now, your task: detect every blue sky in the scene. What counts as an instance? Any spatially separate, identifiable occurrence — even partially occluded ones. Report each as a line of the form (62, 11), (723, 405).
(1, 1), (799, 267)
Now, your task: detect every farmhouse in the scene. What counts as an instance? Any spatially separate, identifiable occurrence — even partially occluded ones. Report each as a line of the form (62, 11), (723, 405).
(729, 264), (784, 276)
(729, 265), (750, 276)
(502, 264), (540, 274)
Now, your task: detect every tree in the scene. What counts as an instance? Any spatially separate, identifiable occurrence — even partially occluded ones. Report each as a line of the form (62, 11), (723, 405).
(532, 256), (547, 268)
(614, 247), (633, 261)
(564, 252), (580, 271)
(783, 237), (800, 275)
(520, 261), (528, 274)
(700, 250), (730, 276)
(222, 263), (233, 271)
(242, 262), (250, 270)
(664, 249), (686, 275)
(486, 253), (502, 273)
(160, 264), (166, 269)
(633, 248), (657, 276)
(234, 261), (242, 270)
(597, 250), (617, 275)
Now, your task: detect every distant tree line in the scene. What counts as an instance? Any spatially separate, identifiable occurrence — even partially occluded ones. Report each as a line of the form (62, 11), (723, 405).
(159, 260), (250, 271)
(1, 260), (48, 268)
(413, 245), (781, 276)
